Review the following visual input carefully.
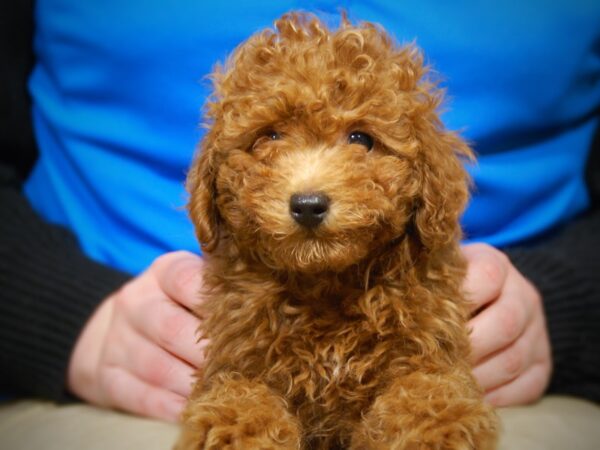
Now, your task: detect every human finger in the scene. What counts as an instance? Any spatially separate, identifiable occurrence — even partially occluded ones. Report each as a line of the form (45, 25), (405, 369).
(100, 365), (187, 422)
(109, 322), (197, 397)
(484, 362), (550, 407)
(461, 243), (509, 314)
(471, 321), (536, 392)
(468, 278), (530, 364)
(130, 293), (205, 369)
(152, 251), (205, 311)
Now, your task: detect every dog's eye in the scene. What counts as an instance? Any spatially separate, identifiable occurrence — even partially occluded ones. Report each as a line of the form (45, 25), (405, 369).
(348, 131), (374, 150)
(266, 130), (281, 140)
(251, 130), (281, 152)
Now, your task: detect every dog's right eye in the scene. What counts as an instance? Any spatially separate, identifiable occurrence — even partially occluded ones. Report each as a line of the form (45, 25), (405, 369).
(251, 130), (281, 152)
(348, 131), (374, 151)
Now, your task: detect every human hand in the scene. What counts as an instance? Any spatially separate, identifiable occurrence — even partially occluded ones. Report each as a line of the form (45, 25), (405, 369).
(67, 251), (206, 422)
(462, 243), (552, 407)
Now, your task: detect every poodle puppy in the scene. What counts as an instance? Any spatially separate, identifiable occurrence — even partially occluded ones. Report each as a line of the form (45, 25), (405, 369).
(177, 13), (498, 450)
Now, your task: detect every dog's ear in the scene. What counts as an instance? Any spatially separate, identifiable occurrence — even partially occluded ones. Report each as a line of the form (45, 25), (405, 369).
(412, 121), (473, 253)
(187, 133), (220, 253)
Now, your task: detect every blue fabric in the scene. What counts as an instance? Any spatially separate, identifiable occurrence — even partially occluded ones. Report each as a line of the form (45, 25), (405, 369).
(26, 0), (600, 274)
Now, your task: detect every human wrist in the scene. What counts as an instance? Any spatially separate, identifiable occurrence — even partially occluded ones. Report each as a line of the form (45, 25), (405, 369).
(67, 294), (115, 403)
(506, 247), (596, 397)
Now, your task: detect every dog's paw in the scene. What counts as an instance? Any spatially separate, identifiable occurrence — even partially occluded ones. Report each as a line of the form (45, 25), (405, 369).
(350, 405), (498, 450)
(177, 375), (302, 449)
(350, 372), (499, 450)
(351, 427), (497, 450)
(176, 417), (300, 450)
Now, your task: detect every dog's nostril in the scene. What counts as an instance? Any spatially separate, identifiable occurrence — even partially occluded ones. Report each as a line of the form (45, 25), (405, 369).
(290, 193), (330, 228)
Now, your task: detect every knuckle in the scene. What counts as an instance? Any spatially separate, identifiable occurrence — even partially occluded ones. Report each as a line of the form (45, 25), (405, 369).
(149, 256), (166, 275)
(145, 354), (175, 387)
(170, 263), (201, 298)
(151, 252), (176, 268)
(152, 251), (199, 273)
(150, 252), (182, 277)
(485, 390), (502, 407)
(153, 252), (203, 301)
(111, 280), (141, 314)
(469, 242), (494, 254)
(479, 253), (506, 288)
(498, 304), (523, 345)
(157, 306), (189, 350)
(502, 347), (524, 379)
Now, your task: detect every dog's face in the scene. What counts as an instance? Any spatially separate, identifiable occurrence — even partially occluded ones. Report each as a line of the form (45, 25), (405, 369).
(206, 124), (417, 273)
(188, 14), (472, 274)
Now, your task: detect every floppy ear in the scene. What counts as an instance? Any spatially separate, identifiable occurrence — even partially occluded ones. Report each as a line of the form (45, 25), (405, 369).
(413, 122), (473, 252)
(186, 133), (220, 253)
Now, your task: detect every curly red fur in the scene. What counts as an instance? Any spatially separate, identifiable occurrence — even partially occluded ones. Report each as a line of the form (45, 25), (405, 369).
(178, 12), (498, 450)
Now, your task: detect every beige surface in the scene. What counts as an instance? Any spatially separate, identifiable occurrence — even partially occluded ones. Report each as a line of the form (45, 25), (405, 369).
(0, 400), (179, 450)
(497, 396), (600, 450)
(0, 396), (598, 449)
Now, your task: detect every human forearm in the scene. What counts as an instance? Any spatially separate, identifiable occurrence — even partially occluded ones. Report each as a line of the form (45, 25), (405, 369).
(0, 164), (131, 400)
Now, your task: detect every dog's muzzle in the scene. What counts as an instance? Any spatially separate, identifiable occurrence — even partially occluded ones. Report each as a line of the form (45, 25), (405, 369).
(289, 192), (330, 228)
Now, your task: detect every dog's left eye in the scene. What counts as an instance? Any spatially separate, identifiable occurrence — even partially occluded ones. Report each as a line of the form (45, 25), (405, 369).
(348, 131), (374, 150)
(266, 130), (281, 140)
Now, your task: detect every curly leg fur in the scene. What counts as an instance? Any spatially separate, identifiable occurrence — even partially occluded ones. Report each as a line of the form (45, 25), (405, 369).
(175, 374), (301, 450)
(350, 370), (499, 450)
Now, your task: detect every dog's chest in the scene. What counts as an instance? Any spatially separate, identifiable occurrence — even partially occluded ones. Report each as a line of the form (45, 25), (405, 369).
(273, 322), (390, 405)
(308, 341), (352, 383)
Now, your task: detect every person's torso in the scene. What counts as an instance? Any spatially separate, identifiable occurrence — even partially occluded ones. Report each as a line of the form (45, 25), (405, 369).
(26, 0), (600, 273)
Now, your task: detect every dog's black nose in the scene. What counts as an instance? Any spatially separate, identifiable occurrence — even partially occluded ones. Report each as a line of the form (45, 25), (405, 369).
(290, 192), (330, 228)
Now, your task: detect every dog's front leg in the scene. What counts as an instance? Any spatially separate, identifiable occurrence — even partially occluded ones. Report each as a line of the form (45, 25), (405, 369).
(175, 373), (302, 450)
(349, 367), (498, 450)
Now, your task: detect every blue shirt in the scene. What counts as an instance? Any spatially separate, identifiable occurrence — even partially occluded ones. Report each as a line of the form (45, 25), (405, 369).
(26, 0), (600, 274)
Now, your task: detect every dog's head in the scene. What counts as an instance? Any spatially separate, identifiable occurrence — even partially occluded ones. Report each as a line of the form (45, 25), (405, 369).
(187, 13), (472, 274)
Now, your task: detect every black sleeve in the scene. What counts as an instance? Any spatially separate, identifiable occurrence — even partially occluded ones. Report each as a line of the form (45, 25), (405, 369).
(504, 121), (600, 402)
(0, 165), (131, 400)
(0, 1), (131, 401)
